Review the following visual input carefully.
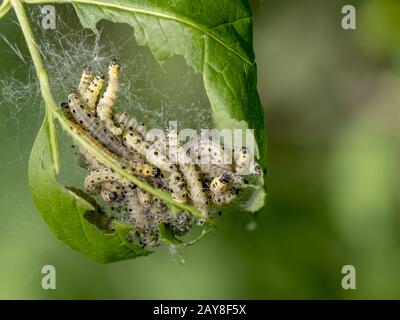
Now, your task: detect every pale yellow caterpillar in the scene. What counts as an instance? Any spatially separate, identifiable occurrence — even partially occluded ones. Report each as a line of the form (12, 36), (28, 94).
(63, 105), (157, 178)
(82, 75), (104, 111)
(167, 171), (188, 204)
(96, 59), (123, 136)
(123, 130), (173, 173)
(122, 128), (188, 204)
(135, 229), (160, 248)
(125, 190), (160, 248)
(125, 189), (147, 229)
(190, 138), (233, 168)
(171, 125), (208, 218)
(77, 67), (93, 99)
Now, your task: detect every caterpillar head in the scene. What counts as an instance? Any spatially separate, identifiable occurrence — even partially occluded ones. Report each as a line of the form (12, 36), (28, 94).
(110, 58), (121, 73)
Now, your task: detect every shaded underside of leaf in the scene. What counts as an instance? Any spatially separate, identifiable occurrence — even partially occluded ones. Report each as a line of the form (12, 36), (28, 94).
(28, 114), (151, 263)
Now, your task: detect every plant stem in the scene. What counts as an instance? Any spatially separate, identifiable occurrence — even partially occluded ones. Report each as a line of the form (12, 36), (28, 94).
(11, 0), (60, 173)
(10, 0), (209, 222)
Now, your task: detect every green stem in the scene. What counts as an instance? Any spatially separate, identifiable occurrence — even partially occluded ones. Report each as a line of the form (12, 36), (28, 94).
(11, 0), (60, 173)
(10, 0), (209, 223)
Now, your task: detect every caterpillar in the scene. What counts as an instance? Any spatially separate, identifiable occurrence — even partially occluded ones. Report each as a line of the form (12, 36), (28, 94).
(84, 167), (157, 196)
(123, 130), (173, 173)
(189, 138), (233, 167)
(77, 67), (93, 99)
(64, 108), (157, 179)
(82, 75), (104, 111)
(114, 112), (148, 137)
(123, 128), (189, 205)
(125, 189), (147, 228)
(125, 191), (160, 248)
(96, 59), (123, 136)
(100, 181), (126, 203)
(68, 88), (136, 161)
(167, 171), (188, 204)
(170, 125), (208, 218)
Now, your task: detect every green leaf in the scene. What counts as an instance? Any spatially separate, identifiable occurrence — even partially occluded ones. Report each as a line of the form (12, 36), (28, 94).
(71, 0), (267, 211)
(29, 114), (151, 263)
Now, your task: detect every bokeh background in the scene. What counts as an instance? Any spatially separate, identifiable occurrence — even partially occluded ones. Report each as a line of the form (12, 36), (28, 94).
(1, 0), (400, 299)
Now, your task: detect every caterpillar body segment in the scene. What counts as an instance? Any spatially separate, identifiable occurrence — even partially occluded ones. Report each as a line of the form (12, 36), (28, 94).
(125, 189), (146, 228)
(68, 89), (133, 161)
(115, 112), (148, 137)
(100, 181), (125, 203)
(123, 130), (173, 173)
(167, 171), (188, 204)
(82, 75), (104, 111)
(97, 59), (123, 136)
(173, 128), (208, 218)
(189, 138), (233, 167)
(122, 129), (189, 203)
(127, 117), (148, 137)
(77, 67), (94, 100)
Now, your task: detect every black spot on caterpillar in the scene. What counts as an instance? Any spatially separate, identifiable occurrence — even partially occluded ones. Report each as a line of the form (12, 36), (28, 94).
(167, 171), (188, 204)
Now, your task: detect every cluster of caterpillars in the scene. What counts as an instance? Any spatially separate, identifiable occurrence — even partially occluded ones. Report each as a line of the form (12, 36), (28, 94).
(61, 59), (261, 249)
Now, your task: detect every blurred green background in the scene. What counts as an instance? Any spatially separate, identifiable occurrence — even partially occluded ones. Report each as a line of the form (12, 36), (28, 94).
(1, 0), (400, 299)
